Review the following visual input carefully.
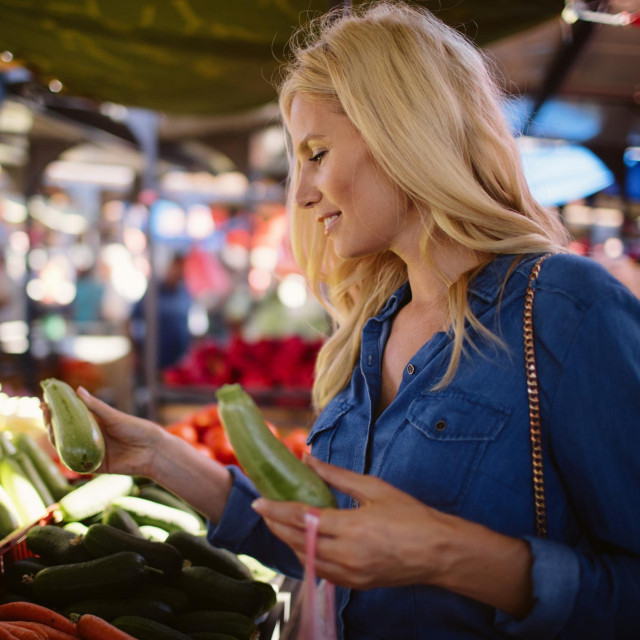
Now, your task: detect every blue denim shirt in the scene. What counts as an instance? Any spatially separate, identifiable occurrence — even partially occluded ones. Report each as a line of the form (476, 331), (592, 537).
(210, 253), (640, 639)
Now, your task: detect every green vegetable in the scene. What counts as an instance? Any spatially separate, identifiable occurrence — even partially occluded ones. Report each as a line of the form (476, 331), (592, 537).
(41, 377), (105, 474)
(13, 432), (72, 500)
(102, 504), (143, 536)
(112, 615), (192, 640)
(110, 496), (203, 534)
(0, 483), (20, 539)
(139, 486), (205, 525)
(58, 473), (134, 522)
(216, 384), (336, 507)
(14, 451), (54, 506)
(139, 525), (169, 542)
(0, 456), (46, 525)
(63, 596), (175, 624)
(26, 524), (91, 564)
(174, 610), (257, 639)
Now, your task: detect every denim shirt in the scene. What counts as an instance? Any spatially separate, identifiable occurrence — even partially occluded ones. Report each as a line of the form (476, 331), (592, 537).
(210, 253), (640, 639)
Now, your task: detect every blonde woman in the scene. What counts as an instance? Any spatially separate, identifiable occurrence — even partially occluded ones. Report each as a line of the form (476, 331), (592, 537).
(78, 2), (640, 638)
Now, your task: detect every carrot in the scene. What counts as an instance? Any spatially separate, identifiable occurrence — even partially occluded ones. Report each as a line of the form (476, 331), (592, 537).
(0, 623), (44, 640)
(0, 625), (18, 639)
(8, 622), (78, 640)
(0, 604), (77, 636)
(76, 615), (136, 640)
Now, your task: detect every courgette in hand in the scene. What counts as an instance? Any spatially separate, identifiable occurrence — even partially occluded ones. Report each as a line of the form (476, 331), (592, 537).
(41, 377), (105, 474)
(216, 384), (336, 507)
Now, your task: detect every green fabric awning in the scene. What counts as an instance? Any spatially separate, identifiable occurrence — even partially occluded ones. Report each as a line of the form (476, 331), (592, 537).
(0, 0), (562, 115)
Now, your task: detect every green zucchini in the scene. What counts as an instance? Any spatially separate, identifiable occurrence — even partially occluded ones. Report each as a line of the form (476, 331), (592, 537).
(102, 505), (143, 536)
(139, 486), (205, 525)
(13, 432), (72, 500)
(112, 615), (192, 640)
(0, 483), (20, 539)
(26, 524), (91, 564)
(63, 596), (175, 623)
(41, 377), (105, 474)
(188, 634), (240, 640)
(111, 496), (203, 534)
(83, 523), (183, 577)
(0, 431), (17, 456)
(175, 566), (276, 619)
(139, 525), (169, 541)
(33, 551), (149, 604)
(138, 584), (190, 614)
(58, 473), (134, 522)
(13, 452), (55, 506)
(174, 610), (257, 639)
(0, 456), (46, 525)
(3, 558), (48, 596)
(165, 531), (252, 581)
(63, 521), (89, 536)
(216, 384), (336, 507)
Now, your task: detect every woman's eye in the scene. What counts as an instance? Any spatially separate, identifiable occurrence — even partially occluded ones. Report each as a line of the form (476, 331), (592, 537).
(309, 150), (326, 164)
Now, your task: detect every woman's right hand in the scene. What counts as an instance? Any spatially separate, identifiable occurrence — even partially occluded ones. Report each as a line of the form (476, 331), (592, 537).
(75, 386), (166, 478)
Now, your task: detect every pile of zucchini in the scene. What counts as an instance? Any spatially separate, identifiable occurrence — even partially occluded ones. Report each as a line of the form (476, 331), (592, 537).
(0, 431), (72, 541)
(3, 476), (276, 640)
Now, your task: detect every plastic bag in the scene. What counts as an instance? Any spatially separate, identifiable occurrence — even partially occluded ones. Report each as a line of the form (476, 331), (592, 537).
(296, 510), (338, 640)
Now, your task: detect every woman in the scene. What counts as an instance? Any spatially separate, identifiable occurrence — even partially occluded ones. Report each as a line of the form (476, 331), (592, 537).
(78, 3), (640, 638)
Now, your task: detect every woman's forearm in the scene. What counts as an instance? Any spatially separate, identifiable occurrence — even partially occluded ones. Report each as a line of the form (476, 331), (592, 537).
(429, 512), (533, 618)
(148, 430), (233, 524)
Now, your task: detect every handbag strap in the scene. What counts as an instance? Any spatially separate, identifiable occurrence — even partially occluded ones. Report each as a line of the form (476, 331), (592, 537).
(523, 253), (552, 538)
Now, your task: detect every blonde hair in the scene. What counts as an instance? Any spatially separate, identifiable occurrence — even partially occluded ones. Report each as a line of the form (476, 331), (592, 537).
(278, 1), (569, 412)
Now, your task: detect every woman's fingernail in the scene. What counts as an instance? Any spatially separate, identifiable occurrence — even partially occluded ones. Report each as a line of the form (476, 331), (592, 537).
(77, 386), (89, 398)
(251, 499), (264, 511)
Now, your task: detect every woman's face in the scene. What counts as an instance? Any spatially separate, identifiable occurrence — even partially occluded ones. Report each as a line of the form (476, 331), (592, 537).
(288, 94), (419, 260)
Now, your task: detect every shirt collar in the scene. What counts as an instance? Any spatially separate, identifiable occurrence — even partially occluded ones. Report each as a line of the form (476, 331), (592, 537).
(468, 253), (538, 303)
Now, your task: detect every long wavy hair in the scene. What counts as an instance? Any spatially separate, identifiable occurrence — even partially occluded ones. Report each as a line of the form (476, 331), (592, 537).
(278, 1), (569, 412)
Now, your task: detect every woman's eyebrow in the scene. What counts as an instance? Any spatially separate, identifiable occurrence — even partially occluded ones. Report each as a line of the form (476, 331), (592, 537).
(297, 133), (327, 154)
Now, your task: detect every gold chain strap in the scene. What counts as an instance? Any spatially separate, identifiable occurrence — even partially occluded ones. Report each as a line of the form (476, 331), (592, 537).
(523, 253), (552, 538)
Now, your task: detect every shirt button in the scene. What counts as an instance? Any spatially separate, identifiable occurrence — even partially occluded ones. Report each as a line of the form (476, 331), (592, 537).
(367, 354), (373, 366)
(406, 363), (415, 375)
(351, 498), (359, 509)
(435, 420), (447, 431)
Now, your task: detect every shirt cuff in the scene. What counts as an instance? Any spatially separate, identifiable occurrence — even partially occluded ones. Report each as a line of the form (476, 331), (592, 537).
(494, 536), (580, 639)
(206, 465), (261, 552)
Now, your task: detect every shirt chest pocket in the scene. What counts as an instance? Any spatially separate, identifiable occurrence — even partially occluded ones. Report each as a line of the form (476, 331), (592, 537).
(306, 400), (354, 463)
(383, 389), (511, 510)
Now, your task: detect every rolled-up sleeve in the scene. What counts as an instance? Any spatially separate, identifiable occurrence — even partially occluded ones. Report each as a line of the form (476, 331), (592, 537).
(498, 285), (640, 639)
(206, 466), (304, 579)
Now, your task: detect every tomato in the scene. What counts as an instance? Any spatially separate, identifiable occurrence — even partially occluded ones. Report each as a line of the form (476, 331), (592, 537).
(166, 422), (198, 445)
(203, 425), (237, 465)
(192, 442), (215, 459)
(282, 428), (311, 460)
(191, 404), (221, 430)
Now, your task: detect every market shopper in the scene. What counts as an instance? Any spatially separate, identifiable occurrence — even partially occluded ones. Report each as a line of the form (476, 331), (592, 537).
(77, 2), (640, 638)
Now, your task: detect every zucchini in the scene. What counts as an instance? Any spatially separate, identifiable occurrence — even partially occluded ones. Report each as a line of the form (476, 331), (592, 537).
(0, 456), (46, 525)
(139, 525), (170, 542)
(165, 531), (252, 581)
(3, 558), (48, 596)
(83, 523), (183, 577)
(139, 486), (205, 525)
(58, 473), (134, 522)
(138, 584), (190, 614)
(189, 634), (240, 640)
(174, 610), (256, 639)
(63, 521), (89, 535)
(0, 431), (17, 456)
(111, 496), (203, 534)
(26, 524), (91, 564)
(33, 551), (149, 603)
(0, 483), (20, 539)
(102, 505), (143, 536)
(175, 566), (276, 619)
(40, 377), (105, 474)
(13, 432), (72, 500)
(112, 615), (192, 640)
(216, 385), (336, 507)
(14, 451), (55, 506)
(63, 596), (175, 624)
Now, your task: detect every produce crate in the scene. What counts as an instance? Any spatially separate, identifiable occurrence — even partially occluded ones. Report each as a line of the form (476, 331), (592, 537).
(0, 505), (57, 584)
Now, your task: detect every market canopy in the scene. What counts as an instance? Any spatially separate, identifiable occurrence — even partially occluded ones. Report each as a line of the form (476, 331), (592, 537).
(0, 0), (563, 115)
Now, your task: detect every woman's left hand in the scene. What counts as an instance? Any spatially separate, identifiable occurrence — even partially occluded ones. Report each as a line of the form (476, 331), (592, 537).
(251, 456), (453, 590)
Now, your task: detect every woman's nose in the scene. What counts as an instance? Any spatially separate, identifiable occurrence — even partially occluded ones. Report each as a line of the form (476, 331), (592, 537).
(295, 174), (321, 209)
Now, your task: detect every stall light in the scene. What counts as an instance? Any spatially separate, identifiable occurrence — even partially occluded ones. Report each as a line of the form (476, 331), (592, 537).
(6, 250), (25, 280)
(28, 247), (48, 271)
(103, 199), (126, 222)
(0, 102), (33, 135)
(153, 202), (186, 238)
(53, 280), (76, 306)
(29, 196), (88, 235)
(0, 336), (28, 354)
(26, 278), (45, 301)
(133, 255), (150, 277)
(277, 274), (307, 309)
(111, 263), (147, 302)
(0, 320), (27, 342)
(248, 267), (272, 292)
(123, 226), (147, 254)
(61, 335), (130, 364)
(220, 243), (249, 270)
(1, 51), (13, 62)
(0, 195), (27, 223)
(46, 161), (135, 187)
(188, 303), (209, 336)
(48, 79), (63, 93)
(8, 230), (29, 253)
(100, 102), (128, 122)
(250, 246), (278, 271)
(186, 204), (215, 239)
(43, 314), (67, 341)
(68, 243), (95, 271)
(603, 237), (624, 259)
